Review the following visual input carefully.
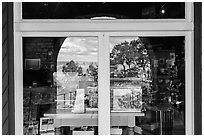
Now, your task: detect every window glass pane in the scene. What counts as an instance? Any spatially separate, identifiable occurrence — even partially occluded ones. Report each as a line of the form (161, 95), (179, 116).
(23, 37), (98, 135)
(22, 2), (185, 19)
(109, 36), (185, 135)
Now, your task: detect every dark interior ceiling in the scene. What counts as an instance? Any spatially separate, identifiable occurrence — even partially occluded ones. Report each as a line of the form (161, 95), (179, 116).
(22, 2), (185, 19)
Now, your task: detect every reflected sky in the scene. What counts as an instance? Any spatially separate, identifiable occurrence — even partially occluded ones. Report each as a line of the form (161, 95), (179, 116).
(58, 37), (98, 63)
(58, 37), (140, 63)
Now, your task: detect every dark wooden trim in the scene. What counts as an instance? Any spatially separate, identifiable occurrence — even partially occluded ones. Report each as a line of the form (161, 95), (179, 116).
(2, 2), (15, 135)
(2, 3), (8, 135)
(194, 2), (202, 135)
(7, 2), (15, 135)
(2, 119), (9, 135)
(2, 103), (9, 127)
(2, 87), (8, 107)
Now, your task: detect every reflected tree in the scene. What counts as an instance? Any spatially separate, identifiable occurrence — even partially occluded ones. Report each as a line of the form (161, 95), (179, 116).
(62, 60), (78, 72)
(88, 64), (98, 81)
(62, 60), (98, 80)
(77, 66), (83, 76)
(110, 38), (151, 79)
(62, 60), (83, 75)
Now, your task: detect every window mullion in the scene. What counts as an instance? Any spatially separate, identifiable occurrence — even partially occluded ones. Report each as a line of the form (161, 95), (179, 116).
(98, 33), (110, 135)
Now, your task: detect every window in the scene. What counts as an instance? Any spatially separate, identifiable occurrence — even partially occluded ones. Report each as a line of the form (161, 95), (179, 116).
(109, 36), (185, 134)
(22, 2), (185, 19)
(23, 37), (99, 134)
(14, 2), (194, 135)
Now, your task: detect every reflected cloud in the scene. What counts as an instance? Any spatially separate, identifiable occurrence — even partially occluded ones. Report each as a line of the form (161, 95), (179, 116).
(58, 37), (98, 63)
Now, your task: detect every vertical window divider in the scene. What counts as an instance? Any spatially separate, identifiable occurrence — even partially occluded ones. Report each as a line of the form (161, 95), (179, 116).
(185, 2), (194, 22)
(14, 32), (23, 134)
(185, 32), (194, 134)
(98, 33), (110, 135)
(14, 2), (22, 22)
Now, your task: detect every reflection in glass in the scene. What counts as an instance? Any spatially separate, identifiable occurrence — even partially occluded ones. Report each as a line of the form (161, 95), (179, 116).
(110, 37), (185, 135)
(22, 2), (185, 19)
(23, 37), (98, 135)
(110, 37), (147, 113)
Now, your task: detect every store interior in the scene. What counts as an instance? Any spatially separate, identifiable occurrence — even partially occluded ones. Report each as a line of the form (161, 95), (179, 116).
(23, 36), (185, 135)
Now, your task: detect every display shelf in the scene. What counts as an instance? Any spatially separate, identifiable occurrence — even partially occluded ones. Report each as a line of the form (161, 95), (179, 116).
(44, 110), (144, 128)
(110, 77), (142, 81)
(45, 108), (144, 117)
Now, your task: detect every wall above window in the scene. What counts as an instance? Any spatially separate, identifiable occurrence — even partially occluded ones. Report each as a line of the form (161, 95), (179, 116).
(22, 2), (185, 19)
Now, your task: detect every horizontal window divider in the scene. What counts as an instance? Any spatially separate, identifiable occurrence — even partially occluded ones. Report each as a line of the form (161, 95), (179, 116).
(15, 22), (193, 32)
(18, 19), (190, 23)
(19, 31), (191, 38)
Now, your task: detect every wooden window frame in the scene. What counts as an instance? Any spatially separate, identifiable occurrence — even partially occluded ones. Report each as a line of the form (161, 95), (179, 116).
(13, 2), (195, 135)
